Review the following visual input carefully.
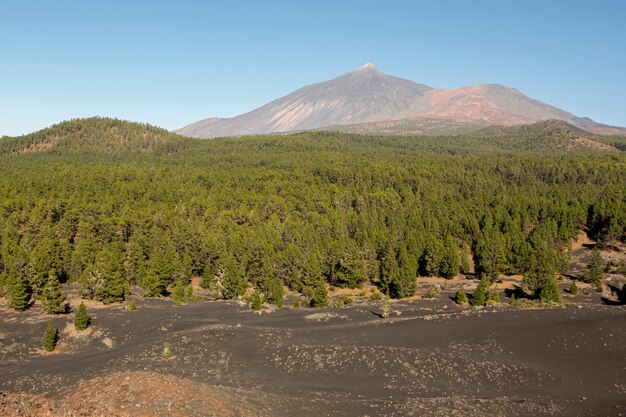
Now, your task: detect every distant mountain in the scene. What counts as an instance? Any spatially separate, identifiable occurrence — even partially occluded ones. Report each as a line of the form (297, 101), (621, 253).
(0, 117), (185, 156)
(177, 64), (434, 138)
(178, 64), (626, 138)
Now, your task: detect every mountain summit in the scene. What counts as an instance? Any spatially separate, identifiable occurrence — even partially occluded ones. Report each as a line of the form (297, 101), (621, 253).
(177, 65), (624, 138)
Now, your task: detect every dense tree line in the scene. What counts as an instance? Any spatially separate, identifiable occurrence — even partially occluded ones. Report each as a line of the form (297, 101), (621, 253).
(0, 119), (624, 308)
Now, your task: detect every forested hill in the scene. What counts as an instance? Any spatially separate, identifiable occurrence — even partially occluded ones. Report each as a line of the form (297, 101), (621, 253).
(0, 117), (187, 156)
(0, 118), (624, 309)
(465, 120), (622, 153)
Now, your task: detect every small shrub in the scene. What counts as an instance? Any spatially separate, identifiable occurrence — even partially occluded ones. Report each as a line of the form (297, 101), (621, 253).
(251, 291), (262, 311)
(43, 320), (58, 352)
(74, 302), (90, 331)
(335, 294), (353, 307)
(471, 278), (489, 306)
(423, 285), (439, 299)
(487, 289), (500, 304)
(381, 295), (391, 319)
(162, 342), (172, 360)
(370, 291), (382, 301)
(455, 285), (467, 305)
(292, 300), (301, 308)
(514, 298), (536, 309)
(509, 294), (515, 305)
(569, 281), (578, 295)
(310, 282), (328, 307)
(129, 300), (137, 311)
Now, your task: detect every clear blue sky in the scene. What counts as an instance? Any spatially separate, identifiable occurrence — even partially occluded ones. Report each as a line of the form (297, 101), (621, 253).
(1, 0), (625, 136)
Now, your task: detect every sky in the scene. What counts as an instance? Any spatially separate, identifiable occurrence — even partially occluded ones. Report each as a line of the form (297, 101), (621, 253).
(1, 0), (625, 136)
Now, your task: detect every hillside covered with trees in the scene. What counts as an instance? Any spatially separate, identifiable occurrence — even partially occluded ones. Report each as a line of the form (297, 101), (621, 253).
(0, 118), (624, 308)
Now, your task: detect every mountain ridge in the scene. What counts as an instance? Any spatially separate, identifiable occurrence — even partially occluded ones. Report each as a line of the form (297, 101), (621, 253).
(177, 64), (626, 138)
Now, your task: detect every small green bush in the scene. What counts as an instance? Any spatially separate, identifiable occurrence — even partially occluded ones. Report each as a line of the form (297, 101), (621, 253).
(335, 294), (353, 307)
(569, 281), (578, 295)
(43, 319), (58, 352)
(251, 291), (262, 311)
(455, 285), (467, 305)
(129, 300), (137, 310)
(487, 289), (500, 304)
(423, 285), (439, 299)
(381, 295), (391, 319)
(162, 342), (172, 360)
(370, 291), (382, 301)
(74, 302), (90, 331)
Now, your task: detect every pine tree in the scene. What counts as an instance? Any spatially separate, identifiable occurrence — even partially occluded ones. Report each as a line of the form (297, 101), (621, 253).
(395, 245), (417, 298)
(441, 236), (460, 279)
(9, 274), (30, 311)
(471, 278), (489, 306)
(419, 237), (443, 277)
(569, 280), (579, 295)
(582, 248), (604, 289)
(251, 291), (262, 311)
(74, 302), (90, 331)
(474, 227), (506, 282)
(455, 285), (467, 305)
(460, 246), (471, 275)
(509, 293), (516, 305)
(539, 274), (562, 303)
(266, 278), (284, 307)
(487, 288), (501, 304)
(40, 271), (67, 314)
(311, 281), (328, 307)
(523, 245), (556, 296)
(43, 319), (58, 352)
(379, 247), (400, 297)
(171, 281), (186, 305)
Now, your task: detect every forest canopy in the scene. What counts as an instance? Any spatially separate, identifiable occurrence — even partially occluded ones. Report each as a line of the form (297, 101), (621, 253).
(0, 118), (624, 305)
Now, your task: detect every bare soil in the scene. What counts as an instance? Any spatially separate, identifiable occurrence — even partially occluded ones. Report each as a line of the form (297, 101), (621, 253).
(1, 238), (625, 416)
(1, 292), (625, 417)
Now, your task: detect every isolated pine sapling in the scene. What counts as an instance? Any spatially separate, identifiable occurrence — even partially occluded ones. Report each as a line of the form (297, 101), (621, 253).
(486, 288), (500, 305)
(74, 302), (90, 331)
(43, 319), (58, 352)
(162, 342), (172, 360)
(311, 281), (328, 307)
(455, 285), (467, 305)
(471, 278), (489, 306)
(381, 294), (391, 319)
(129, 300), (137, 310)
(509, 294), (516, 305)
(569, 280), (579, 295)
(582, 248), (604, 290)
(251, 291), (262, 311)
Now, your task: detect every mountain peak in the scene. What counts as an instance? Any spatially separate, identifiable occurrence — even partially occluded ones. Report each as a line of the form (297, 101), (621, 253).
(354, 63), (380, 72)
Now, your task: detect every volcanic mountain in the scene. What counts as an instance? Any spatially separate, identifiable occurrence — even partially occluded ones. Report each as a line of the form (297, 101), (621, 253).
(177, 64), (625, 138)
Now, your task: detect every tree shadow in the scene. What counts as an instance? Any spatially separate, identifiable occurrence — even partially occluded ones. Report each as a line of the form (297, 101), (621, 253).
(370, 310), (384, 318)
(601, 297), (624, 306)
(504, 285), (530, 299)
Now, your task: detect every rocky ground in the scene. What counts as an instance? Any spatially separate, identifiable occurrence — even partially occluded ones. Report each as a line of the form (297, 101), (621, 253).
(1, 291), (625, 417)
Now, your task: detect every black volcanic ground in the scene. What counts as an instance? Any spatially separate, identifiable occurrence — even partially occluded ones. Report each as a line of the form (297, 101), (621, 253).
(1, 294), (625, 417)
